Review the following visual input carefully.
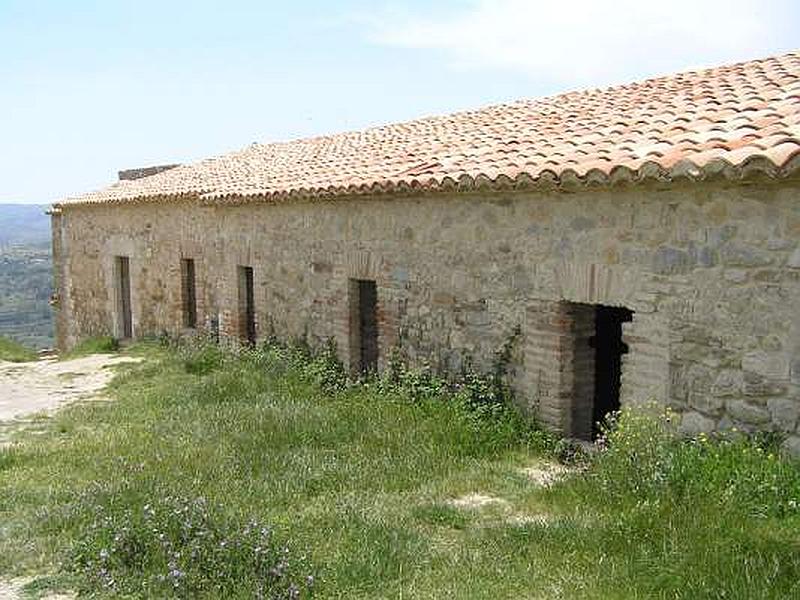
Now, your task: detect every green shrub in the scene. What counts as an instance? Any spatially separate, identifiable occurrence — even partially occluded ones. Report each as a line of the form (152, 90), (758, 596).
(591, 405), (800, 518)
(175, 334), (229, 375)
(0, 336), (37, 362)
(591, 404), (677, 498)
(69, 494), (314, 598)
(291, 338), (348, 394)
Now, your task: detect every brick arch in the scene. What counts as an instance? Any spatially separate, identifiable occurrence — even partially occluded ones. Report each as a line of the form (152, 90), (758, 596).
(344, 250), (381, 281)
(555, 262), (644, 310)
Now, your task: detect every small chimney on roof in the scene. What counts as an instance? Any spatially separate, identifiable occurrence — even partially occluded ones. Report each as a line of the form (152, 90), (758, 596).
(118, 164), (180, 181)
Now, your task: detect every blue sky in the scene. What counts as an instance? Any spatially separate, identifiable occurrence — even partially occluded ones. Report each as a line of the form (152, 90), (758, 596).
(1, 0), (797, 204)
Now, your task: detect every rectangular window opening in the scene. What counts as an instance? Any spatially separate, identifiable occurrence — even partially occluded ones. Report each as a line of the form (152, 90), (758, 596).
(114, 256), (132, 339)
(238, 266), (256, 345)
(180, 258), (197, 329)
(349, 279), (378, 374)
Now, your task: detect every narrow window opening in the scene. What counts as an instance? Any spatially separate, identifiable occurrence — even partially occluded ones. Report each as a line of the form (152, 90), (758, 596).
(114, 256), (132, 339)
(238, 266), (256, 345)
(588, 305), (633, 438)
(180, 258), (197, 329)
(349, 279), (378, 373)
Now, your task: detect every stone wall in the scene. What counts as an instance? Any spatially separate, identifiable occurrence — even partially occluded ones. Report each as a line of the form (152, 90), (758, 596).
(53, 179), (800, 450)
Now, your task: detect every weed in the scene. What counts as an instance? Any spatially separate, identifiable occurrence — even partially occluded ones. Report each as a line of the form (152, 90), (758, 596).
(174, 334), (229, 375)
(591, 406), (800, 517)
(69, 494), (313, 598)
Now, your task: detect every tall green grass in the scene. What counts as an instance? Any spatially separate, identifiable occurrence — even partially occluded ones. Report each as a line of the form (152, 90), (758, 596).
(59, 335), (119, 360)
(0, 335), (37, 362)
(0, 338), (798, 598)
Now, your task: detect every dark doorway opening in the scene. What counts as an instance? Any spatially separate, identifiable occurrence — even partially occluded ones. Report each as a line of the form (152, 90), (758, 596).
(350, 279), (378, 374)
(181, 258), (197, 329)
(589, 305), (633, 437)
(238, 266), (256, 345)
(115, 256), (132, 339)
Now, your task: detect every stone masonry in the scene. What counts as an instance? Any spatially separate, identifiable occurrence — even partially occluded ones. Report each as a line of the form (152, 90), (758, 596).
(52, 178), (800, 451)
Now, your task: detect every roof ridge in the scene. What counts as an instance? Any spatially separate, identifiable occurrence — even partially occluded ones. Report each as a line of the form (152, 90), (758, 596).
(249, 50), (800, 150)
(59, 49), (800, 206)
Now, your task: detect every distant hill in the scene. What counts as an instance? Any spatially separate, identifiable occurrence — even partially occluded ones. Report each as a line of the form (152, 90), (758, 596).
(0, 204), (51, 247)
(0, 205), (53, 348)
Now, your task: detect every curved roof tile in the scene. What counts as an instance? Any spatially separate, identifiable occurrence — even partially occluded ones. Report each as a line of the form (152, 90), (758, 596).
(61, 51), (800, 206)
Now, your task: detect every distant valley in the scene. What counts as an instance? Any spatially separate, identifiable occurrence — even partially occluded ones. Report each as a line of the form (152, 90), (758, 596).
(0, 204), (51, 248)
(0, 204), (53, 349)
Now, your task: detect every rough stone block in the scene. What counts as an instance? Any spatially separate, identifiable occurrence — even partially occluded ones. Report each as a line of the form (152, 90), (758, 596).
(721, 244), (772, 267)
(688, 243), (717, 268)
(652, 246), (691, 274)
(432, 291), (456, 307)
(723, 269), (748, 283)
(742, 351), (790, 380)
(679, 411), (716, 436)
(743, 372), (787, 397)
(706, 224), (737, 246)
(689, 392), (724, 415)
(570, 216), (595, 231)
(726, 399), (772, 425)
(781, 435), (800, 459)
(787, 247), (800, 269)
(392, 267), (409, 285)
(767, 238), (794, 251)
(711, 369), (743, 397)
(767, 398), (800, 432)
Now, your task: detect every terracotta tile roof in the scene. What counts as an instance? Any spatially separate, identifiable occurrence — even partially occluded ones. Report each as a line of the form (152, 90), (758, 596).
(61, 51), (800, 206)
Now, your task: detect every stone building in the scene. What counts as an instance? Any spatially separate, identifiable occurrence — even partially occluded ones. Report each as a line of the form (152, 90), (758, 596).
(52, 52), (800, 447)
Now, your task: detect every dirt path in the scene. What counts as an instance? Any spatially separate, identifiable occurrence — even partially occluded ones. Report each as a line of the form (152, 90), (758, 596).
(0, 578), (73, 600)
(0, 354), (140, 423)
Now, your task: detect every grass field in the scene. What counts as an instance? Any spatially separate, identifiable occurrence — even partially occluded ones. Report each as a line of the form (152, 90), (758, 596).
(0, 340), (799, 598)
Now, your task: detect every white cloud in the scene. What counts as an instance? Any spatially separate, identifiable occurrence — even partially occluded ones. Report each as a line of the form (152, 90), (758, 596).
(362, 0), (795, 87)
